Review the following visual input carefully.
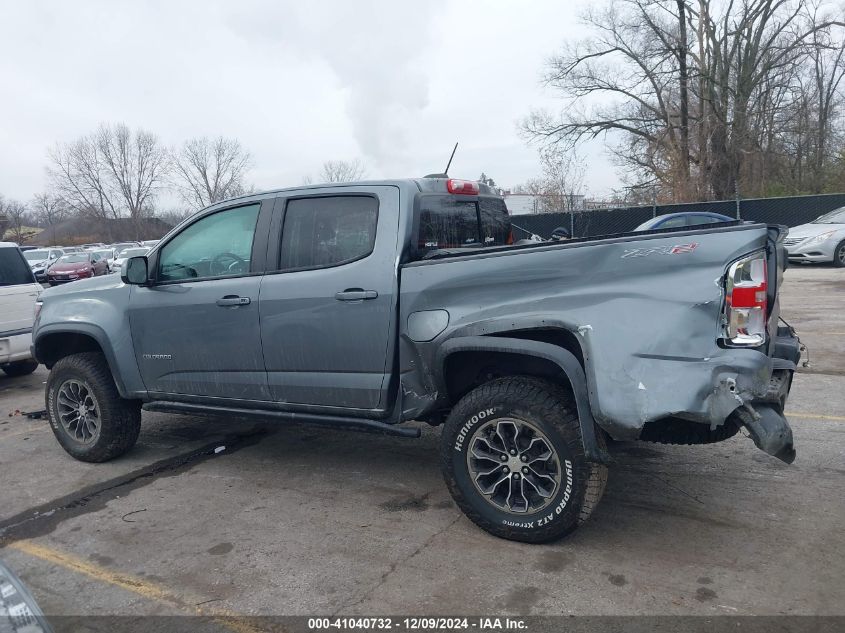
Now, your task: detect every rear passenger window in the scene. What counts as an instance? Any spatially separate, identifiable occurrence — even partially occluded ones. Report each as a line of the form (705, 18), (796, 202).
(280, 196), (378, 270)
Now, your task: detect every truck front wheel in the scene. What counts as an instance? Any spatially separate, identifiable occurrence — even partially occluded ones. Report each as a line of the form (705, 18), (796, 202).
(440, 376), (607, 543)
(46, 352), (141, 462)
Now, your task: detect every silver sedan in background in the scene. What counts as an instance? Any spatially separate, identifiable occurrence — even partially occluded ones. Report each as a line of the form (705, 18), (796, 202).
(785, 208), (845, 267)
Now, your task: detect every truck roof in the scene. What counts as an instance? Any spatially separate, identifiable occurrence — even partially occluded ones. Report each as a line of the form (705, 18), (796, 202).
(204, 177), (500, 211)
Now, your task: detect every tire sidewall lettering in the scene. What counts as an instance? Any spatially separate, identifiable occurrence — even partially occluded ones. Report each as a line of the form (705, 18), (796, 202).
(46, 384), (57, 430)
(453, 406), (497, 452)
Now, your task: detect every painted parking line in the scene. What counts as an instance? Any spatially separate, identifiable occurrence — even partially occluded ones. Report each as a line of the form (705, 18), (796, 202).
(786, 412), (845, 421)
(8, 540), (265, 633)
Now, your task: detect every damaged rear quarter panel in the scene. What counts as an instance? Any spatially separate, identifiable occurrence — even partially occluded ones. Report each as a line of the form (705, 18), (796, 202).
(399, 225), (774, 437)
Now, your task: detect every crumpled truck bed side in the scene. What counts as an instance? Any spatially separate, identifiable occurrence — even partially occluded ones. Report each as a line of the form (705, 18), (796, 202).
(398, 224), (777, 439)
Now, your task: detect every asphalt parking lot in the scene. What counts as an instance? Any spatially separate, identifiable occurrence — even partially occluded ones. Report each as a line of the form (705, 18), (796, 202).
(1, 265), (844, 626)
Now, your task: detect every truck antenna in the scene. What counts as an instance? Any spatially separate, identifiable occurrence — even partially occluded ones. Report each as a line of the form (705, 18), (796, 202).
(444, 142), (458, 175)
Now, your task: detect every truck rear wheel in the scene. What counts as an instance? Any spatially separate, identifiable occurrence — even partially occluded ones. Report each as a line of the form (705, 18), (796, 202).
(46, 352), (141, 462)
(440, 376), (607, 543)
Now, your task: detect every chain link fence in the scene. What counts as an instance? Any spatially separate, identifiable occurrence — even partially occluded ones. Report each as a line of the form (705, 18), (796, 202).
(510, 192), (845, 240)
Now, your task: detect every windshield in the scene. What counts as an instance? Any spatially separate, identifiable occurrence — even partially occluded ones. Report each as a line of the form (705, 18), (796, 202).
(120, 248), (148, 258)
(24, 249), (50, 261)
(93, 250), (113, 258)
(58, 254), (90, 264)
(813, 208), (845, 224)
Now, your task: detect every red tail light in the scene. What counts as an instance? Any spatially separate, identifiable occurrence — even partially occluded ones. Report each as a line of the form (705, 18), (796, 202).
(446, 179), (480, 195)
(723, 252), (768, 346)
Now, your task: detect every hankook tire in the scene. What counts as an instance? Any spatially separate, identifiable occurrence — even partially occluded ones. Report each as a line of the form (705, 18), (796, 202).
(440, 376), (607, 543)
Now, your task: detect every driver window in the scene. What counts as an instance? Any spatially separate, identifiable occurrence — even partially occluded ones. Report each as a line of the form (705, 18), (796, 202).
(158, 203), (260, 282)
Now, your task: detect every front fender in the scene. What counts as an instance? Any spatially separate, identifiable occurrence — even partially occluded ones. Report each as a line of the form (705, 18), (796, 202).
(33, 283), (146, 399)
(436, 336), (610, 463)
(33, 322), (145, 399)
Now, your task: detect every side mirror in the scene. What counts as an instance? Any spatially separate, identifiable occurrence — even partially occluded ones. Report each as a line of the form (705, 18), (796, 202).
(122, 256), (149, 285)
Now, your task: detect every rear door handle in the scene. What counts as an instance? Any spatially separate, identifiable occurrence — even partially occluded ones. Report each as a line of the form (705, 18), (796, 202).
(335, 289), (378, 301)
(216, 295), (251, 307)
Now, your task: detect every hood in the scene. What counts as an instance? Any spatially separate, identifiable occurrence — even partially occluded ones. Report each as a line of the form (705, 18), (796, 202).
(788, 222), (845, 239)
(29, 258), (50, 267)
(41, 272), (125, 298)
(49, 261), (91, 272)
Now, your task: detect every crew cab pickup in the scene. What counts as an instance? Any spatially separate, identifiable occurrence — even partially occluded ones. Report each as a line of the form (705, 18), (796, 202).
(32, 178), (800, 542)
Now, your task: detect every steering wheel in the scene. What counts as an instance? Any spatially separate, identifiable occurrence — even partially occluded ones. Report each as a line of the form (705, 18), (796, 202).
(210, 252), (247, 276)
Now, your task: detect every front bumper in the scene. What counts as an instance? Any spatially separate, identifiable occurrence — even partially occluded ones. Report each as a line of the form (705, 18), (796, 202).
(0, 331), (34, 365)
(47, 275), (84, 285)
(785, 238), (837, 262)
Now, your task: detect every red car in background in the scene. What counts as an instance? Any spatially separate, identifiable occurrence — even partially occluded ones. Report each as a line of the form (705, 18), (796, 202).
(46, 251), (109, 285)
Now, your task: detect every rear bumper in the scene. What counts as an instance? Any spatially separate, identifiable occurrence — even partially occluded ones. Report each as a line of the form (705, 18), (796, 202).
(629, 328), (799, 463)
(735, 403), (796, 463)
(729, 326), (799, 463)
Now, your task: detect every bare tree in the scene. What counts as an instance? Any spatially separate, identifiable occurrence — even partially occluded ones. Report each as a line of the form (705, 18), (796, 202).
(0, 194), (8, 238)
(32, 192), (68, 244)
(524, 0), (845, 201)
(1, 197), (30, 243)
(513, 147), (587, 213)
(172, 137), (252, 210)
(49, 135), (120, 223)
(49, 123), (169, 238)
(97, 123), (169, 229)
(538, 147), (586, 211)
(319, 159), (367, 183)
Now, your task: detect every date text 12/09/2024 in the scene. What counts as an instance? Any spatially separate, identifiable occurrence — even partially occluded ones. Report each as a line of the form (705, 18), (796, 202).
(307, 618), (527, 631)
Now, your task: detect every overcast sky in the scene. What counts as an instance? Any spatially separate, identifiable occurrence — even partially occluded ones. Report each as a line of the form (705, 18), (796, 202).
(0, 0), (620, 205)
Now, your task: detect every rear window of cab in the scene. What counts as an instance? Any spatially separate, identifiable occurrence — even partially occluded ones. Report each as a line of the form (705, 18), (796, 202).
(416, 195), (511, 256)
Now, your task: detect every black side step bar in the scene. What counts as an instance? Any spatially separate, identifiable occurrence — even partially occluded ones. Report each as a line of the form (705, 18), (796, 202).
(143, 401), (422, 438)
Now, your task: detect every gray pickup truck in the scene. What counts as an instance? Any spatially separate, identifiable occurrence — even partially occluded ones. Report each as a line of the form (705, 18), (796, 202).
(32, 177), (800, 542)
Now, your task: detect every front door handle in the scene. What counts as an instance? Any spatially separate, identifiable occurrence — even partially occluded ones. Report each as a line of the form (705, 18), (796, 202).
(335, 289), (378, 301)
(216, 295), (251, 307)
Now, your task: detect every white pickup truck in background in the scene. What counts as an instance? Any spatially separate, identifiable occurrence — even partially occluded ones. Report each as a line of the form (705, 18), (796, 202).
(0, 242), (41, 376)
